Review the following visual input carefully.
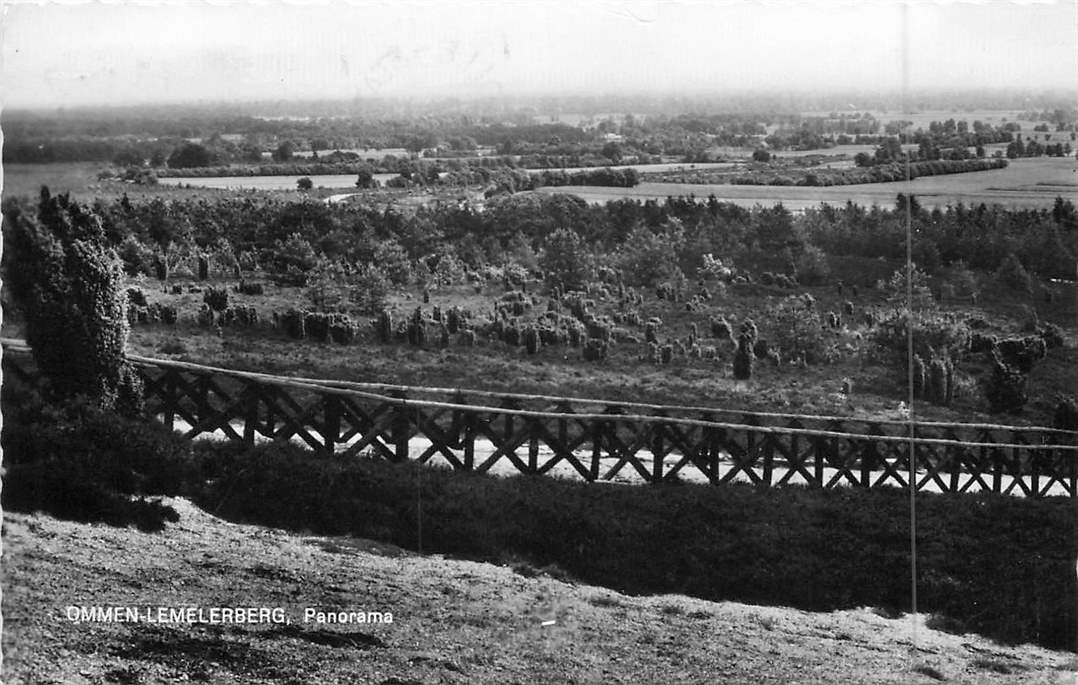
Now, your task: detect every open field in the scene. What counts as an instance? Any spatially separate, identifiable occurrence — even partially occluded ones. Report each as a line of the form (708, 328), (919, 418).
(537, 157), (1078, 211)
(7, 155), (1074, 212)
(2, 162), (112, 200)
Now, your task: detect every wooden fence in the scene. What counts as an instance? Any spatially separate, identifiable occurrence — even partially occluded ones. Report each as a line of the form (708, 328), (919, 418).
(4, 339), (1077, 497)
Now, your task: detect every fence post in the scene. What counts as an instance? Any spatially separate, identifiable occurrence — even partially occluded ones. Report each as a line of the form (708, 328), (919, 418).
(163, 369), (177, 431)
(392, 391), (410, 463)
(462, 410), (476, 471)
(242, 382), (258, 446)
(651, 421), (665, 483)
(528, 416), (540, 475)
(590, 418), (603, 482)
(323, 394), (340, 455)
(813, 435), (827, 487)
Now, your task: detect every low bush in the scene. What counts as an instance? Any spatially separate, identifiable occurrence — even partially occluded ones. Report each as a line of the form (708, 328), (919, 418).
(872, 309), (971, 360)
(996, 253), (1032, 293)
(1053, 395), (1078, 431)
(203, 286), (229, 312)
(767, 295), (828, 365)
(2, 392), (194, 531)
(192, 440), (1077, 651)
(236, 281), (265, 296)
(985, 351), (1028, 415)
(995, 336), (1047, 373)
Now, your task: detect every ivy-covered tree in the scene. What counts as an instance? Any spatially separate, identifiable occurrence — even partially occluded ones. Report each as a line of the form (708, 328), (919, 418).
(2, 188), (142, 413)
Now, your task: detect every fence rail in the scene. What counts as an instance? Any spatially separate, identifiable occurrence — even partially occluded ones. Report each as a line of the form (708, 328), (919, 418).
(4, 339), (1077, 497)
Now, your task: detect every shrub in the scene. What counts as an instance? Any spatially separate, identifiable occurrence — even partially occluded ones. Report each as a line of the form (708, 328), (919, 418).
(203, 286), (229, 312)
(376, 309), (393, 343)
(985, 351), (1028, 415)
(407, 308), (427, 346)
(222, 305), (259, 328)
(645, 321), (660, 344)
(996, 253), (1032, 293)
(617, 222), (685, 288)
(710, 316), (733, 341)
(733, 334), (754, 380)
(237, 280), (265, 296)
(912, 354), (926, 398)
(190, 440), (1075, 651)
(503, 321), (523, 347)
(925, 354), (956, 406)
(524, 326), (540, 354)
(2, 189), (142, 413)
(328, 314), (357, 344)
(994, 337), (1047, 373)
(970, 332), (997, 354)
(118, 236), (156, 277)
(582, 339), (608, 362)
(195, 304), (215, 327)
(281, 309), (306, 340)
(568, 323), (583, 347)
(740, 319), (758, 345)
(767, 297), (828, 365)
(304, 312), (331, 342)
(659, 344), (673, 365)
(944, 260), (979, 301)
(884, 266), (935, 310)
(1039, 323), (1065, 350)
(155, 304), (177, 325)
(372, 240), (413, 286)
(446, 307), (463, 334)
(2, 394), (193, 531)
(794, 245), (831, 285)
(1053, 396), (1078, 430)
(872, 309), (970, 360)
(126, 287), (148, 308)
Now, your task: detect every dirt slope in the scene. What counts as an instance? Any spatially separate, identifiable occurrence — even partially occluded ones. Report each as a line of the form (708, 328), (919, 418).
(3, 499), (1075, 685)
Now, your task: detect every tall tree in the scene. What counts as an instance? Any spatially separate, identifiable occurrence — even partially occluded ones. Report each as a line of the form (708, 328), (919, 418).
(2, 188), (142, 413)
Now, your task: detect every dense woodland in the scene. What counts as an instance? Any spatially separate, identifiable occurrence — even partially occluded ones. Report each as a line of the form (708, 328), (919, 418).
(4, 190), (1072, 287)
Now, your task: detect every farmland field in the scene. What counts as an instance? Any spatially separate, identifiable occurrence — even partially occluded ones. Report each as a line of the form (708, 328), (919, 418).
(537, 157), (1078, 211)
(1, 162), (112, 200)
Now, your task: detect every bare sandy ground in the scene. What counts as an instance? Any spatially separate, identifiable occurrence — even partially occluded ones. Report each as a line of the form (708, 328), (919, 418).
(4, 498), (1076, 684)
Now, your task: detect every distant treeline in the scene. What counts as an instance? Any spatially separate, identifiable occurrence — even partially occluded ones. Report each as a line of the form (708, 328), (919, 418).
(645, 158), (1009, 187)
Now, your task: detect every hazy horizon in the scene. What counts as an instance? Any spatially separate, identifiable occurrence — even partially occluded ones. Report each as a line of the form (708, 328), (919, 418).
(2, 1), (1076, 109)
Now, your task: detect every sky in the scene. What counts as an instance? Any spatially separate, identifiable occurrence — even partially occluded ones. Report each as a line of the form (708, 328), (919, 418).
(0, 0), (1075, 107)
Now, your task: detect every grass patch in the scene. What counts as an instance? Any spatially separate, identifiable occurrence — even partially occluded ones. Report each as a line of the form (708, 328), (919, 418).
(191, 440), (1078, 652)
